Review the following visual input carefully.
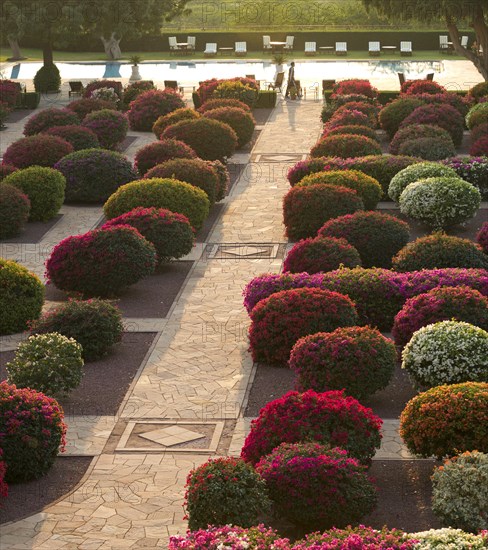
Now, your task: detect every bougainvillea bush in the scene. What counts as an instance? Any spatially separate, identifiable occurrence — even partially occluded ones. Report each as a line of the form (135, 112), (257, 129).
(325, 109), (374, 130)
(23, 107), (80, 136)
(134, 139), (196, 176)
(152, 108), (200, 139)
(30, 299), (123, 362)
(0, 381), (66, 482)
(54, 149), (138, 203)
(0, 164), (18, 181)
(121, 80), (155, 110)
(283, 237), (361, 274)
(66, 98), (115, 121)
(393, 285), (488, 348)
(249, 287), (358, 366)
(256, 443), (377, 530)
(128, 88), (186, 131)
(332, 79), (378, 99)
(242, 389), (382, 465)
(322, 124), (379, 142)
(290, 326), (396, 398)
(398, 136), (456, 161)
(83, 80), (122, 99)
(401, 79), (446, 95)
(478, 222), (488, 254)
(2, 135), (74, 169)
(330, 101), (378, 124)
(44, 125), (99, 151)
(379, 97), (425, 138)
(442, 156), (488, 199)
(400, 382), (488, 458)
(400, 103), (464, 146)
(407, 91), (471, 116)
(82, 109), (128, 149)
(0, 80), (21, 108)
(410, 528), (488, 549)
(203, 106), (256, 148)
(0, 184), (30, 239)
(471, 136), (488, 156)
(311, 134), (382, 159)
(45, 226), (157, 297)
(102, 207), (194, 263)
(184, 457), (270, 530)
(389, 124), (454, 155)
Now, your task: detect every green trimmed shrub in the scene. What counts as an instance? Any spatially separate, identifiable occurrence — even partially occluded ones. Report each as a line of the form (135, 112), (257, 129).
(0, 184), (30, 239)
(389, 124), (454, 155)
(466, 102), (488, 129)
(203, 107), (256, 148)
(379, 97), (425, 138)
(82, 109), (129, 149)
(23, 108), (79, 136)
(44, 125), (100, 151)
(311, 134), (382, 159)
(152, 108), (200, 139)
(33, 64), (61, 93)
(2, 135), (74, 169)
(212, 80), (258, 107)
(134, 139), (197, 176)
(398, 136), (456, 160)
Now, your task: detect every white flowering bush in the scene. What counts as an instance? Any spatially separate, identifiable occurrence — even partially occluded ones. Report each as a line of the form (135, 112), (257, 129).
(6, 332), (84, 395)
(388, 162), (458, 202)
(410, 528), (488, 549)
(432, 451), (488, 532)
(402, 320), (488, 388)
(91, 87), (120, 105)
(399, 177), (481, 230)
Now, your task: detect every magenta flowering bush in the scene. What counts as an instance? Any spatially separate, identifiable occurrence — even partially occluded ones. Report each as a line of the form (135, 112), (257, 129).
(3, 135), (74, 168)
(134, 139), (196, 176)
(0, 380), (66, 482)
(128, 89), (185, 131)
(66, 98), (115, 121)
(331, 101), (378, 124)
(401, 79), (446, 95)
(249, 287), (358, 366)
(326, 109), (374, 130)
(332, 79), (379, 99)
(44, 125), (100, 151)
(241, 389), (382, 465)
(82, 109), (128, 149)
(311, 134), (382, 159)
(400, 103), (464, 146)
(121, 80), (155, 110)
(23, 107), (80, 136)
(45, 225), (157, 297)
(477, 222), (488, 253)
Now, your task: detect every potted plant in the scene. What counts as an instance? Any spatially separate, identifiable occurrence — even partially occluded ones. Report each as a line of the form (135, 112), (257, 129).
(272, 53), (288, 78)
(129, 55), (142, 82)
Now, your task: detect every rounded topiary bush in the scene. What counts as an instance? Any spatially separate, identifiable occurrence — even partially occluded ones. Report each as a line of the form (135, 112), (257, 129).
(0, 164), (18, 181)
(290, 326), (396, 399)
(2, 166), (65, 221)
(102, 207), (194, 263)
(298, 169), (382, 210)
(283, 236), (361, 274)
(379, 97), (425, 138)
(7, 333), (84, 395)
(402, 320), (488, 388)
(393, 286), (488, 348)
(322, 124), (379, 142)
(392, 233), (488, 272)
(466, 102), (488, 129)
(162, 118), (238, 162)
(66, 98), (115, 121)
(432, 450), (488, 532)
(318, 211), (410, 268)
(400, 382), (488, 458)
(0, 259), (44, 335)
(331, 101), (378, 124)
(283, 184), (364, 241)
(45, 226), (157, 297)
(23, 107), (79, 136)
(128, 88), (186, 131)
(332, 79), (378, 98)
(468, 81), (488, 100)
(134, 139), (197, 176)
(203, 106), (256, 148)
(54, 148), (138, 203)
(242, 389), (382, 465)
(470, 136), (488, 156)
(29, 299), (123, 362)
(82, 109), (128, 149)
(33, 64), (61, 93)
(311, 134), (382, 159)
(44, 125), (100, 151)
(401, 103), (464, 146)
(121, 80), (155, 110)
(389, 123), (454, 155)
(2, 135), (74, 169)
(184, 457), (270, 531)
(477, 222), (488, 253)
(402, 79), (446, 95)
(0, 184), (30, 238)
(257, 443), (377, 530)
(152, 108), (200, 138)
(198, 98), (251, 113)
(398, 136), (456, 161)
(470, 122), (488, 143)
(249, 287), (358, 366)
(104, 178), (210, 231)
(399, 177), (481, 230)
(326, 110), (373, 130)
(0, 381), (66, 482)
(388, 161), (460, 202)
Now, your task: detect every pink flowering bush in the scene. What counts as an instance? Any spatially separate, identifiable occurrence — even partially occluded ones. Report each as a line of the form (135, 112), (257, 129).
(152, 108), (200, 139)
(331, 101), (378, 124)
(45, 225), (157, 297)
(322, 124), (379, 142)
(3, 135), (74, 168)
(82, 109), (128, 149)
(44, 125), (99, 151)
(134, 139), (196, 176)
(23, 107), (79, 136)
(121, 80), (155, 110)
(290, 326), (396, 398)
(326, 109), (374, 130)
(0, 381), (66, 482)
(401, 79), (446, 95)
(257, 442), (377, 529)
(283, 237), (361, 274)
(128, 89), (185, 131)
(400, 103), (464, 146)
(249, 288), (358, 365)
(241, 389), (382, 465)
(477, 222), (488, 253)
(0, 80), (21, 108)
(66, 98), (115, 121)
(311, 134), (382, 159)
(332, 79), (379, 99)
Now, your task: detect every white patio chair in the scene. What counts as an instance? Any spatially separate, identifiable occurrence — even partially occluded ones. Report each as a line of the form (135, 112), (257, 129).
(305, 42), (317, 56)
(284, 36), (294, 51)
(335, 42), (347, 55)
(369, 41), (380, 56)
(439, 35), (450, 53)
(204, 43), (217, 57)
(400, 41), (412, 56)
(168, 36), (180, 54)
(235, 41), (247, 56)
(461, 35), (469, 48)
(187, 36), (196, 51)
(263, 35), (272, 53)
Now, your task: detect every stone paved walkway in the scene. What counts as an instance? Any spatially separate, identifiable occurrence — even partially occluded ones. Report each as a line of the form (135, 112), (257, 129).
(1, 89), (420, 549)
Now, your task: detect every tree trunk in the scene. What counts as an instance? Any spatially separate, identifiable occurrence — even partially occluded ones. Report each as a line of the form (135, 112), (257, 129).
(7, 37), (24, 61)
(101, 33), (122, 60)
(42, 42), (54, 66)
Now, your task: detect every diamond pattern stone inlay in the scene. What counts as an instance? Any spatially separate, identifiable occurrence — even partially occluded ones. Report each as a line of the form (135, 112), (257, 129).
(139, 425), (205, 447)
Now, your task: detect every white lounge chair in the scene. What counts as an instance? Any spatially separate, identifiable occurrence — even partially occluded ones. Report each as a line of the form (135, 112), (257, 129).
(305, 42), (317, 56)
(263, 35), (272, 53)
(187, 36), (196, 51)
(369, 41), (380, 56)
(235, 42), (247, 56)
(169, 36), (180, 54)
(284, 36), (294, 52)
(335, 42), (347, 55)
(204, 43), (217, 57)
(400, 41), (412, 56)
(439, 35), (450, 53)
(461, 35), (469, 48)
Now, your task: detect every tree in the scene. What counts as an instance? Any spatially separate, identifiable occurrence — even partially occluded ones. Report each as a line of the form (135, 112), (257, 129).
(362, 0), (488, 81)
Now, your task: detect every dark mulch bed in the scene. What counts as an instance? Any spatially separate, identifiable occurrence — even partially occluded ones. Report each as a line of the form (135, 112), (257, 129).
(44, 261), (193, 318)
(0, 215), (63, 244)
(252, 108), (273, 126)
(0, 456), (92, 525)
(240, 129), (262, 152)
(0, 332), (157, 416)
(116, 135), (138, 152)
(196, 204), (225, 242)
(6, 109), (32, 124)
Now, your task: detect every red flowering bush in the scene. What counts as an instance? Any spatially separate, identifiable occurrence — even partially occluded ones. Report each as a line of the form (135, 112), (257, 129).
(477, 222), (488, 254)
(390, 124), (454, 155)
(0, 80), (21, 108)
(203, 106), (256, 148)
(400, 382), (488, 458)
(44, 125), (99, 151)
(290, 326), (396, 398)
(134, 138), (196, 176)
(82, 109), (128, 149)
(323, 124), (379, 142)
(401, 79), (446, 95)
(326, 109), (374, 130)
(83, 79), (122, 99)
(392, 286), (488, 348)
(152, 108), (200, 139)
(470, 136), (488, 156)
(23, 107), (79, 136)
(162, 118), (238, 162)
(379, 97), (425, 138)
(121, 80), (155, 110)
(399, 136), (456, 161)
(311, 134), (382, 159)
(3, 135), (74, 168)
(283, 237), (361, 274)
(45, 225), (157, 297)
(0, 380), (66, 482)
(318, 211), (410, 268)
(283, 184), (364, 240)
(242, 389), (382, 465)
(332, 79), (378, 99)
(470, 123), (488, 143)
(0, 184), (30, 239)
(287, 157), (344, 186)
(66, 98), (115, 121)
(102, 207), (194, 263)
(128, 89), (185, 131)
(257, 442), (377, 529)
(407, 92), (470, 116)
(144, 158), (219, 205)
(184, 457), (270, 530)
(392, 233), (488, 272)
(0, 164), (18, 181)
(400, 103), (464, 146)
(198, 98), (251, 113)
(0, 449), (7, 501)
(334, 101), (378, 120)
(249, 287), (358, 366)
